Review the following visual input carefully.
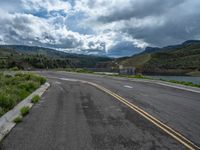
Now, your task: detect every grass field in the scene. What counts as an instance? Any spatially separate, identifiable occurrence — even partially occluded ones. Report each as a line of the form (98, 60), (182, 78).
(0, 72), (46, 116)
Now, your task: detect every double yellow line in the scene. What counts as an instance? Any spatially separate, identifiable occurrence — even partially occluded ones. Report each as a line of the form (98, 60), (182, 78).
(83, 81), (200, 150)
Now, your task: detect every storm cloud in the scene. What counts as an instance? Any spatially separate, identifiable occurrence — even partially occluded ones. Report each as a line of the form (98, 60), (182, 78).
(0, 0), (200, 57)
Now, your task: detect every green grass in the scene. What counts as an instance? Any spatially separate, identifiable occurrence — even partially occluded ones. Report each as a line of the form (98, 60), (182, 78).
(20, 106), (30, 117)
(9, 67), (20, 71)
(110, 74), (151, 79)
(160, 79), (200, 88)
(120, 54), (151, 68)
(61, 68), (94, 74)
(0, 72), (46, 116)
(13, 116), (22, 123)
(31, 95), (40, 104)
(110, 73), (200, 88)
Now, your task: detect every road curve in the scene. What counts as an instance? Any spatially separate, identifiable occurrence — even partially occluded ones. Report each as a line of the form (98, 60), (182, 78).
(0, 71), (199, 150)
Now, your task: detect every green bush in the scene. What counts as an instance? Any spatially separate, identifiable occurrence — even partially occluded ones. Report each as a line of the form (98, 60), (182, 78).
(9, 66), (19, 71)
(134, 74), (145, 78)
(20, 106), (30, 116)
(75, 68), (93, 73)
(13, 116), (22, 123)
(0, 93), (16, 110)
(5, 74), (12, 78)
(0, 73), (46, 116)
(39, 77), (46, 85)
(31, 95), (40, 104)
(0, 107), (5, 116)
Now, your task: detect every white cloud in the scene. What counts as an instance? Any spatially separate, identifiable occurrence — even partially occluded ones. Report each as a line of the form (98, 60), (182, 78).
(0, 0), (200, 57)
(21, 0), (72, 13)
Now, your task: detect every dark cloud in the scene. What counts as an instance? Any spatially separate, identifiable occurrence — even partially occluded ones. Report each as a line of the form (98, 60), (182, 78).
(0, 0), (200, 56)
(95, 0), (200, 47)
(98, 0), (185, 23)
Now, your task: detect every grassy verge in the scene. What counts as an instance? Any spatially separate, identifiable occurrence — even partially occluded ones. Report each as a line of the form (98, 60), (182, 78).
(160, 79), (200, 88)
(110, 74), (151, 79)
(109, 74), (200, 88)
(56, 68), (200, 88)
(0, 72), (46, 116)
(53, 68), (94, 74)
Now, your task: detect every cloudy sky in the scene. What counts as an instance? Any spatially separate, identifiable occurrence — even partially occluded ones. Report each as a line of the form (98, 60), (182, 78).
(0, 0), (200, 57)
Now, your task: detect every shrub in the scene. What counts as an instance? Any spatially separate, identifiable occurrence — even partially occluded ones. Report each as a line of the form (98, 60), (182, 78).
(0, 93), (16, 110)
(5, 74), (12, 78)
(18, 89), (29, 100)
(0, 73), (46, 116)
(13, 116), (22, 123)
(20, 106), (30, 116)
(0, 107), (5, 117)
(75, 68), (93, 73)
(39, 77), (46, 85)
(134, 74), (145, 78)
(31, 95), (40, 104)
(21, 81), (39, 92)
(9, 66), (19, 71)
(15, 73), (24, 77)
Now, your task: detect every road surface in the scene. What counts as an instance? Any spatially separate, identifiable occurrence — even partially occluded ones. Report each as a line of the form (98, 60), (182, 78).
(0, 71), (200, 150)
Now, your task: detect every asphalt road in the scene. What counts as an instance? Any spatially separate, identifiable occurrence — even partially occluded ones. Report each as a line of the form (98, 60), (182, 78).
(1, 71), (200, 150)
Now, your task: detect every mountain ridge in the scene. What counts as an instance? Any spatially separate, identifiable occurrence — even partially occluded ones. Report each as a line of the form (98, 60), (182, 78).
(0, 45), (112, 69)
(115, 40), (200, 76)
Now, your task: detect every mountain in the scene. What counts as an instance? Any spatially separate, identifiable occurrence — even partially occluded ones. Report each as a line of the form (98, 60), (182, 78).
(139, 47), (160, 54)
(0, 45), (112, 69)
(116, 40), (200, 76)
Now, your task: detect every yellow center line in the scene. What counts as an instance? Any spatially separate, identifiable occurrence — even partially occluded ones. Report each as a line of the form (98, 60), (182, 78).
(52, 77), (199, 150)
(84, 81), (199, 150)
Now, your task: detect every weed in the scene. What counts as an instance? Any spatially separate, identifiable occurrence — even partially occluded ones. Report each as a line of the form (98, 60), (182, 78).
(31, 95), (40, 104)
(13, 116), (22, 123)
(20, 106), (30, 116)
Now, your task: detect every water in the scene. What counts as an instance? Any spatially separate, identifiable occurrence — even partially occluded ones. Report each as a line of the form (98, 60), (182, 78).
(148, 76), (200, 84)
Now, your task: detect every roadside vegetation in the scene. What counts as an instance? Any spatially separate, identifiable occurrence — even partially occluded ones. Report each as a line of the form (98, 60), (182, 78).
(53, 68), (94, 74)
(109, 74), (200, 88)
(110, 74), (150, 79)
(13, 116), (23, 124)
(31, 95), (40, 104)
(0, 72), (46, 116)
(20, 106), (30, 117)
(160, 79), (200, 88)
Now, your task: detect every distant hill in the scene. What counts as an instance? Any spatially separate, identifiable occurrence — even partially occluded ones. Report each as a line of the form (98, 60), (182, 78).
(116, 40), (200, 76)
(0, 45), (112, 70)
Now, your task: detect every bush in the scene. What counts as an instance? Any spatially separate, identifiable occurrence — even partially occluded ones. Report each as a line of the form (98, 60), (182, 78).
(0, 107), (5, 116)
(13, 116), (22, 123)
(31, 95), (40, 104)
(9, 66), (19, 71)
(0, 93), (16, 110)
(5, 74), (12, 78)
(134, 74), (145, 78)
(39, 77), (46, 85)
(0, 73), (46, 116)
(20, 106), (30, 116)
(15, 73), (24, 77)
(75, 68), (93, 73)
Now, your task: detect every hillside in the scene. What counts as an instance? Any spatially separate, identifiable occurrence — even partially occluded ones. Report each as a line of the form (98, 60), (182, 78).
(117, 40), (200, 76)
(0, 45), (112, 70)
